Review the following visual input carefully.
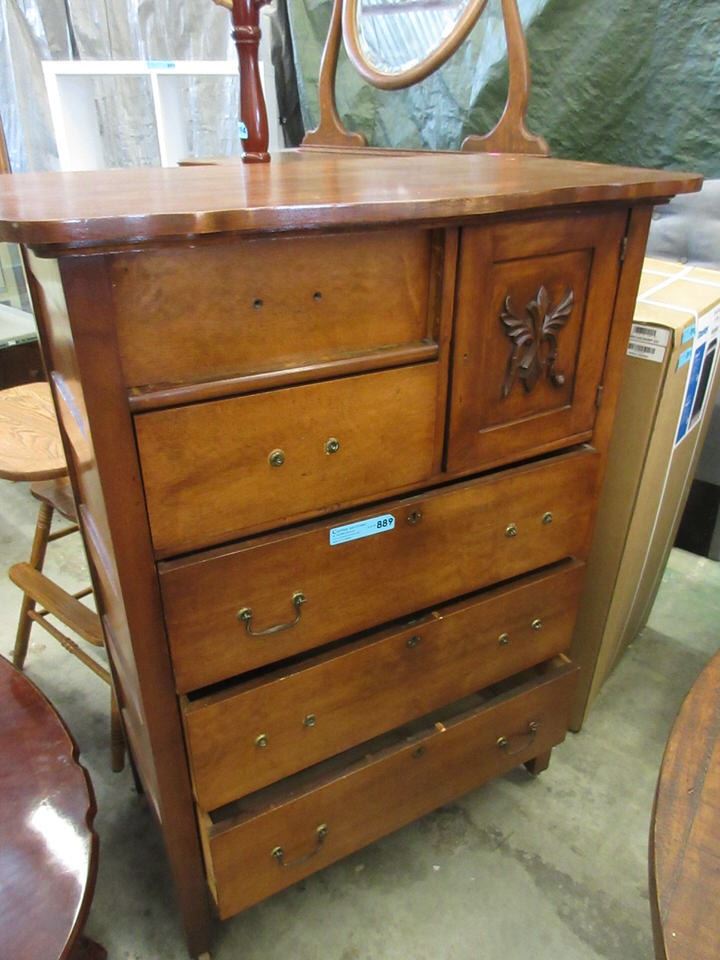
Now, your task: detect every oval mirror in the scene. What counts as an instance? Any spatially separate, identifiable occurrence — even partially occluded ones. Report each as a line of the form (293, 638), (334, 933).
(343, 0), (489, 90)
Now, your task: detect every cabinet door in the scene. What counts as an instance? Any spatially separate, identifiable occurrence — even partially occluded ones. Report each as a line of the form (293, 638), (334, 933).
(447, 209), (627, 473)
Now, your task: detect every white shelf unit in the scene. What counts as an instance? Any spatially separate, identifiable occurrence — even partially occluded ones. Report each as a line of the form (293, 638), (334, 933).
(43, 54), (281, 170)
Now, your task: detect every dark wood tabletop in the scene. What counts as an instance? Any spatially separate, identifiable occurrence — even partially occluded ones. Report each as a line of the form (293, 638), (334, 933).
(0, 150), (701, 249)
(650, 648), (720, 960)
(0, 654), (105, 960)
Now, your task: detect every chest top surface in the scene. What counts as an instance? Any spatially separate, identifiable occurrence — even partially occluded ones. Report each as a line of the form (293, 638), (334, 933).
(0, 150), (701, 250)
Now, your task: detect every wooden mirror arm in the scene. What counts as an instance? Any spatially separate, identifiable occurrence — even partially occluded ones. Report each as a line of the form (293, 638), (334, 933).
(232, 0), (271, 163)
(303, 0), (367, 149)
(462, 0), (548, 156)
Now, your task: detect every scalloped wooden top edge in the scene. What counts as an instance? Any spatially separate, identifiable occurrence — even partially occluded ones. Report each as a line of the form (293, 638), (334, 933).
(0, 151), (702, 252)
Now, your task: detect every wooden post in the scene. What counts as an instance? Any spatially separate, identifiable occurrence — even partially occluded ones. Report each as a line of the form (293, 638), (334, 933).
(232, 0), (271, 163)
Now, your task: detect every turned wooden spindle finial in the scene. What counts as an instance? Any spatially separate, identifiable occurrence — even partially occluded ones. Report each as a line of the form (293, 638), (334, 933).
(232, 0), (271, 163)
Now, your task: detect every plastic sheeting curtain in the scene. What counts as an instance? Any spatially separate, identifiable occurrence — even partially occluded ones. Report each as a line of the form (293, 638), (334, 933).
(0, 0), (303, 171)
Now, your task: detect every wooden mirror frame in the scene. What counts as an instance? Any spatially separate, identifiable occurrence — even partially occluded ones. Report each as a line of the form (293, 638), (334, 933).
(303, 0), (548, 156)
(342, 0), (490, 92)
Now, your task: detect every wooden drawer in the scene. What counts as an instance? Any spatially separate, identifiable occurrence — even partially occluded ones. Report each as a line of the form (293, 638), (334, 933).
(200, 657), (579, 919)
(136, 363), (441, 556)
(447, 209), (627, 473)
(112, 228), (439, 389)
(184, 561), (584, 810)
(161, 447), (599, 692)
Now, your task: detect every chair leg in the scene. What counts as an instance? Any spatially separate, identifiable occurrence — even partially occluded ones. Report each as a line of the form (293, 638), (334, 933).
(110, 687), (126, 773)
(12, 500), (54, 669)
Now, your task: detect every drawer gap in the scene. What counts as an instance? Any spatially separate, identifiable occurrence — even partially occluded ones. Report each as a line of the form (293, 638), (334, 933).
(207, 655), (573, 825)
(129, 341), (439, 413)
(159, 442), (595, 569)
(183, 557), (581, 702)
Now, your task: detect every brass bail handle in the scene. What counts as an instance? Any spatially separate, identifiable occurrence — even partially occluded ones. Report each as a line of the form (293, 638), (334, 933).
(496, 720), (540, 757)
(272, 823), (328, 868)
(237, 591), (307, 637)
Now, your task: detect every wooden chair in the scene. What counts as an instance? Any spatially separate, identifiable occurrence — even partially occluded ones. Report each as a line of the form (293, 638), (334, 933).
(0, 382), (124, 771)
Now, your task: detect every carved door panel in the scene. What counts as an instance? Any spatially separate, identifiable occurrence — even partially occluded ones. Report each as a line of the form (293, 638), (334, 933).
(446, 209), (628, 474)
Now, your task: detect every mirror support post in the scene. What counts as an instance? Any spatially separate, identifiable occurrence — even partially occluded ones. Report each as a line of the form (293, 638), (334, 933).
(232, 0), (272, 163)
(461, 0), (549, 156)
(303, 0), (367, 149)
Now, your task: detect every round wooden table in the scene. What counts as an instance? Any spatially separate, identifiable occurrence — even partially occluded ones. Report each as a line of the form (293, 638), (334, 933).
(0, 654), (106, 959)
(650, 649), (720, 960)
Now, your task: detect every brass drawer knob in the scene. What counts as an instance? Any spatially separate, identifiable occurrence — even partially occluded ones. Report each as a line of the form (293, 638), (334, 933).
(531, 619), (543, 631)
(268, 448), (285, 467)
(324, 437), (340, 455)
(303, 713), (317, 728)
(255, 733), (269, 749)
(272, 823), (328, 869)
(237, 591), (306, 637)
(542, 512), (553, 525)
(498, 633), (510, 646)
(505, 522), (518, 538)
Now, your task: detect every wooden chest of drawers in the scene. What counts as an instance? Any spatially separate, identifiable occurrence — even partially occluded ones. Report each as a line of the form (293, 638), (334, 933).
(0, 151), (699, 957)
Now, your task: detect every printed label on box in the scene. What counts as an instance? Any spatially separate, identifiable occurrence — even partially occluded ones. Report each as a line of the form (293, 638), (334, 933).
(627, 340), (666, 363)
(682, 324), (696, 344)
(630, 323), (671, 346)
(330, 514), (396, 546)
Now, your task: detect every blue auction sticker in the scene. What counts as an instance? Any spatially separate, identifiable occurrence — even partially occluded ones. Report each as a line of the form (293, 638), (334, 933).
(329, 514), (395, 546)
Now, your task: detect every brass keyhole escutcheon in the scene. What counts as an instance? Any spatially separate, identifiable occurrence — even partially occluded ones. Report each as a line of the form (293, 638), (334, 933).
(325, 437), (340, 455)
(406, 635), (422, 649)
(542, 512), (553, 525)
(303, 714), (317, 728)
(412, 746), (426, 759)
(407, 510), (423, 525)
(255, 733), (269, 748)
(531, 619), (543, 631)
(498, 633), (510, 646)
(269, 449), (285, 467)
(505, 522), (518, 538)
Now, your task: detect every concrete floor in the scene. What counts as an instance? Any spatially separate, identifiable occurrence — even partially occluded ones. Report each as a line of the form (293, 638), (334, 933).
(2, 478), (719, 960)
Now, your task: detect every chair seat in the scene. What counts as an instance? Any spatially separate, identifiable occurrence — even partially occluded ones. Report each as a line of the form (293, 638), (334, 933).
(31, 477), (78, 523)
(0, 382), (66, 482)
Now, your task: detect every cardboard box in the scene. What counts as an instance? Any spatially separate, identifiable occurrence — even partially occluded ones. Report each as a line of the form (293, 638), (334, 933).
(570, 258), (720, 730)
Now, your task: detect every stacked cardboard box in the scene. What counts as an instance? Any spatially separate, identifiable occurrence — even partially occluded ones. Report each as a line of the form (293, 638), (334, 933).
(570, 258), (720, 730)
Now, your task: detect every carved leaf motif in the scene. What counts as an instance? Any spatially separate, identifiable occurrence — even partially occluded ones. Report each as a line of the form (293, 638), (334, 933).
(500, 297), (534, 345)
(543, 289), (574, 336)
(499, 285), (574, 398)
(527, 285), (549, 327)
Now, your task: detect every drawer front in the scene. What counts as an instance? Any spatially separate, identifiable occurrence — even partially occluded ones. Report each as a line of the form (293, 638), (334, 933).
(184, 561), (584, 810)
(447, 209), (627, 473)
(112, 228), (437, 389)
(161, 448), (599, 692)
(203, 658), (579, 919)
(137, 363), (440, 556)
